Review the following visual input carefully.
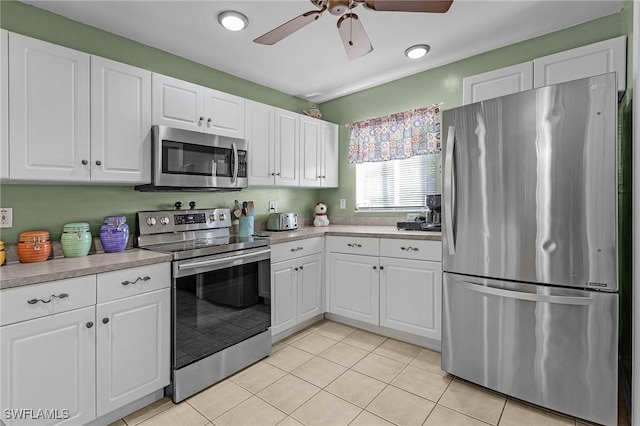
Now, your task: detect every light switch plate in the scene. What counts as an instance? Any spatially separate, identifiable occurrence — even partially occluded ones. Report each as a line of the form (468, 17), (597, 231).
(340, 199), (346, 209)
(268, 201), (277, 213)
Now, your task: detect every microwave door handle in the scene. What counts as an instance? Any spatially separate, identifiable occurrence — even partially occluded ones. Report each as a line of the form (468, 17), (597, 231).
(231, 142), (238, 183)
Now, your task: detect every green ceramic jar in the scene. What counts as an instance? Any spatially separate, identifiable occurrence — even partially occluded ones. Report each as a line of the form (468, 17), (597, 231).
(61, 222), (92, 257)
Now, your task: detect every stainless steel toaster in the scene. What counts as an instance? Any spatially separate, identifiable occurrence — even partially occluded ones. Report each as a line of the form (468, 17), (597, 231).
(266, 212), (298, 231)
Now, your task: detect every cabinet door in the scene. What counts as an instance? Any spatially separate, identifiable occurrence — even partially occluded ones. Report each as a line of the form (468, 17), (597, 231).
(462, 62), (533, 104)
(321, 121), (339, 188)
(329, 253), (379, 325)
(203, 88), (245, 138)
(274, 108), (299, 186)
(1, 29), (7, 180)
(96, 288), (170, 417)
(299, 115), (322, 187)
(533, 35), (626, 95)
(9, 33), (90, 181)
(91, 56), (151, 183)
(380, 258), (442, 340)
(152, 73), (204, 132)
(245, 100), (275, 186)
(297, 253), (323, 322)
(271, 259), (297, 336)
(1, 306), (96, 426)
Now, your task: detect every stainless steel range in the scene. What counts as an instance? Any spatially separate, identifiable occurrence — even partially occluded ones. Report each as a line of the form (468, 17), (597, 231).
(136, 203), (271, 402)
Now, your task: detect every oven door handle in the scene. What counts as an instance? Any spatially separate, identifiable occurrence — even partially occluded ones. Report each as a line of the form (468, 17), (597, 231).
(177, 249), (270, 272)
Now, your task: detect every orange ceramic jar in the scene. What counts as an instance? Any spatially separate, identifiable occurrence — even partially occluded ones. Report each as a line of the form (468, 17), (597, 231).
(17, 231), (51, 263)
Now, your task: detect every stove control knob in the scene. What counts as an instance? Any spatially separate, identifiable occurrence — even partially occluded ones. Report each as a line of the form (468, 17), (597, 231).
(160, 216), (170, 225)
(219, 213), (227, 221)
(209, 214), (217, 222)
(146, 217), (157, 226)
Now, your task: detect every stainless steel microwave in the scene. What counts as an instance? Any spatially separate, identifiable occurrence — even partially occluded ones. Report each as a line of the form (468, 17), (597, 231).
(135, 125), (248, 192)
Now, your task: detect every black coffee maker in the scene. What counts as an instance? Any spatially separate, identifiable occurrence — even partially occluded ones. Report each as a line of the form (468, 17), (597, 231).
(425, 194), (441, 230)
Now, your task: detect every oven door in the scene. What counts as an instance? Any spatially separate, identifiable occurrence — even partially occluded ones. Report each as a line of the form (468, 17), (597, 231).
(153, 125), (248, 189)
(172, 247), (271, 370)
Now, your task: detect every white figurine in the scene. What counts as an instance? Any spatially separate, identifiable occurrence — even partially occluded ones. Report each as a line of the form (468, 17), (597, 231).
(313, 202), (330, 227)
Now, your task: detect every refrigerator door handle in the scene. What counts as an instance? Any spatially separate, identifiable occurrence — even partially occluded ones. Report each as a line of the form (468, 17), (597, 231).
(458, 279), (595, 306)
(444, 125), (456, 255)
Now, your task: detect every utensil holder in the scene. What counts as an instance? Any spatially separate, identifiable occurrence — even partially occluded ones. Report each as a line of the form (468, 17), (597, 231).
(238, 216), (254, 237)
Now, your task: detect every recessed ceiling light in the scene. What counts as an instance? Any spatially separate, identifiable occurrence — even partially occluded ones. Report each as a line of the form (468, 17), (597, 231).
(405, 44), (430, 59)
(218, 11), (248, 31)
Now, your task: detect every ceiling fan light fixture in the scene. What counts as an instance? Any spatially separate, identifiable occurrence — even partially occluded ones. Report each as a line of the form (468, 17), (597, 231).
(218, 11), (249, 31)
(405, 44), (430, 59)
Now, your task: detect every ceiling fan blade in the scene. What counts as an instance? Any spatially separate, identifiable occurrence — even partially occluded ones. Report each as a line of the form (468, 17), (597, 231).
(363, 0), (453, 13)
(254, 9), (323, 45)
(337, 13), (373, 60)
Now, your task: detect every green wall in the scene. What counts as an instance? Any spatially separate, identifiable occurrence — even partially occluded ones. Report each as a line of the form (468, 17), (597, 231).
(318, 11), (628, 217)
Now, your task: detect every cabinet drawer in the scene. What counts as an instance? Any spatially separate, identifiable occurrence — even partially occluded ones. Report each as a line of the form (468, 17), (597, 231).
(1, 275), (96, 326)
(271, 237), (323, 263)
(380, 239), (441, 261)
(327, 236), (379, 256)
(97, 263), (170, 303)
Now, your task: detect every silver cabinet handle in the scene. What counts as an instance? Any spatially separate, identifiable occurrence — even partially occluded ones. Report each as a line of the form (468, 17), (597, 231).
(276, 172), (281, 176)
(380, 266), (384, 270)
(295, 267), (299, 271)
(207, 118), (212, 127)
(86, 321), (93, 328)
(27, 293), (69, 304)
(299, 265), (304, 270)
(289, 246), (304, 252)
(102, 318), (109, 324)
(347, 243), (362, 248)
(401, 246), (419, 252)
(271, 172), (276, 176)
(198, 116), (204, 126)
(81, 159), (88, 165)
(373, 265), (377, 270)
(95, 160), (102, 166)
(121, 276), (151, 286)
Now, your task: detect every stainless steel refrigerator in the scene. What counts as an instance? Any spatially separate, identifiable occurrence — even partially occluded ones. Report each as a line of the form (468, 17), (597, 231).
(441, 73), (618, 426)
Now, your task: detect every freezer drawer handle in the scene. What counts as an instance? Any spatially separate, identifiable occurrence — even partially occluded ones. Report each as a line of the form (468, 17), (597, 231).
(347, 243), (362, 248)
(459, 280), (595, 306)
(27, 293), (69, 304)
(400, 246), (419, 252)
(122, 276), (151, 286)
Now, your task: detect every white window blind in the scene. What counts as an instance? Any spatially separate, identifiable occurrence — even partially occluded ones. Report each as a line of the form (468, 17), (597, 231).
(356, 154), (438, 211)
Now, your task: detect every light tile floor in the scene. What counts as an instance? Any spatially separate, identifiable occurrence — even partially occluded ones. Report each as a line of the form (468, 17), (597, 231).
(112, 320), (630, 426)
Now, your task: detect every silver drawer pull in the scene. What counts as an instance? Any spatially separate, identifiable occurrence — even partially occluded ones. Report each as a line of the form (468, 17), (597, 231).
(290, 247), (304, 252)
(27, 293), (69, 305)
(122, 276), (151, 286)
(347, 243), (362, 248)
(401, 246), (419, 252)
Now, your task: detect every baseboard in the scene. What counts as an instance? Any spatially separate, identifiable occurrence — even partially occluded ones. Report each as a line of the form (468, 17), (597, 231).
(271, 314), (325, 343)
(87, 390), (164, 426)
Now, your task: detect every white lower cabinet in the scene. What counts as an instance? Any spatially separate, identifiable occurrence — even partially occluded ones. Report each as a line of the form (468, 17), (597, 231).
(271, 238), (323, 336)
(1, 306), (96, 426)
(379, 257), (442, 340)
(327, 236), (443, 341)
(0, 263), (171, 425)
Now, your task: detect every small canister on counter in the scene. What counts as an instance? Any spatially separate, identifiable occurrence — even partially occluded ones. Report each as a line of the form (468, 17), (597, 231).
(17, 231), (52, 263)
(61, 222), (92, 258)
(100, 215), (129, 253)
(0, 240), (5, 265)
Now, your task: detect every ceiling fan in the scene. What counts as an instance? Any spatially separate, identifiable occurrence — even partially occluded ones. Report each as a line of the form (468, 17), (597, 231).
(253, 0), (453, 60)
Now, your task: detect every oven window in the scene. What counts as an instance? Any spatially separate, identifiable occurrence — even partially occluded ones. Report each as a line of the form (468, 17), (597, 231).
(162, 140), (233, 177)
(174, 259), (270, 369)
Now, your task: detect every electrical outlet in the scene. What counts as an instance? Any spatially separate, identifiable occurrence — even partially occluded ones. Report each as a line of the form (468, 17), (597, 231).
(268, 200), (277, 213)
(340, 199), (346, 209)
(0, 208), (12, 228)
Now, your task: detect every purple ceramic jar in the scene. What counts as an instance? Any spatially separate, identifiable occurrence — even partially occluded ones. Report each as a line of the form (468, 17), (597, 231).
(100, 215), (129, 253)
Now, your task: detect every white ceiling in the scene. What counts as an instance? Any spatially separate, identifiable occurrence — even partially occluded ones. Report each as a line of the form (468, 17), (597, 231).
(23, 0), (624, 103)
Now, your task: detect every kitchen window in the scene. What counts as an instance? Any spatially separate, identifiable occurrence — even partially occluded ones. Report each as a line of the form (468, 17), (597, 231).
(349, 105), (441, 211)
(355, 154), (439, 211)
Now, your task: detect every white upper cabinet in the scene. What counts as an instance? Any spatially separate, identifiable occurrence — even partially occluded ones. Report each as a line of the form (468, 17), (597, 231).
(320, 121), (339, 188)
(463, 36), (627, 104)
(533, 35), (626, 95)
(91, 56), (151, 183)
(9, 33), (91, 181)
(245, 100), (276, 186)
(1, 29), (8, 181)
(274, 108), (299, 186)
(152, 73), (244, 138)
(299, 115), (322, 187)
(462, 62), (534, 104)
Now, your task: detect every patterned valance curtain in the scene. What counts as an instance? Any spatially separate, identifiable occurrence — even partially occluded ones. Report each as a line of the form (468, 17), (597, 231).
(348, 104), (441, 164)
